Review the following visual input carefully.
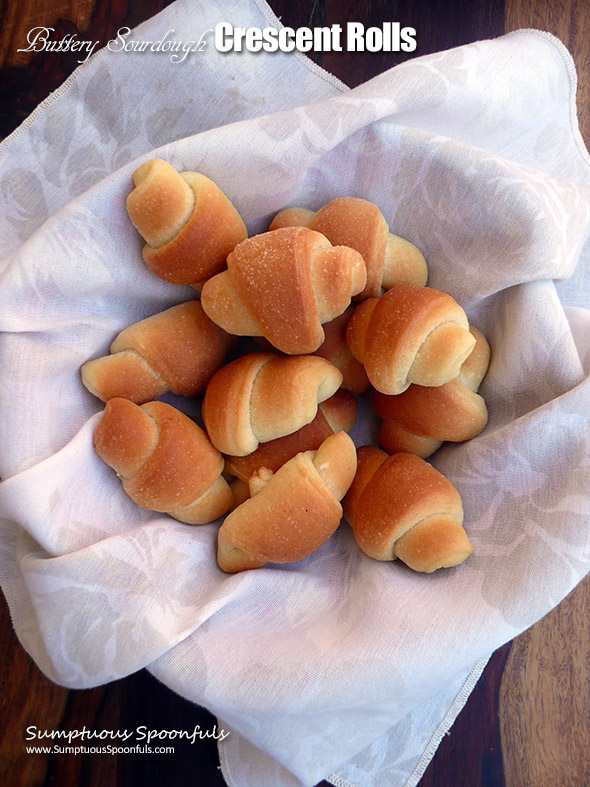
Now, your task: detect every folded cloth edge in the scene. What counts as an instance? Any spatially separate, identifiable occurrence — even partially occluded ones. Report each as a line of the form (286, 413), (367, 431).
(0, 0), (347, 160)
(508, 29), (590, 168)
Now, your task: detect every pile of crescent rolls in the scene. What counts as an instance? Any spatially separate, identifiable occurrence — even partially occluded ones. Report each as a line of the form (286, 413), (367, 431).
(82, 158), (491, 575)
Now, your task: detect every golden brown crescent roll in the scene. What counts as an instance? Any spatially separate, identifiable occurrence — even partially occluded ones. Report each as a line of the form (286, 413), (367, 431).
(343, 448), (473, 573)
(200, 226), (366, 354)
(202, 352), (343, 456)
(313, 307), (370, 394)
(126, 158), (247, 287)
(374, 326), (491, 457)
(81, 301), (235, 404)
(94, 398), (233, 524)
(270, 197), (427, 299)
(224, 389), (357, 482)
(217, 432), (357, 573)
(346, 285), (476, 395)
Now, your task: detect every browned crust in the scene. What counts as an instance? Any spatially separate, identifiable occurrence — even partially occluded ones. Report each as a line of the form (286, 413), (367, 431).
(201, 226), (366, 354)
(138, 170), (247, 286)
(378, 420), (443, 458)
(201, 353), (269, 457)
(248, 355), (342, 443)
(219, 453), (343, 566)
(224, 390), (357, 482)
(269, 207), (314, 230)
(347, 286), (473, 395)
(94, 399), (225, 515)
(320, 389), (358, 434)
(374, 382), (488, 444)
(124, 402), (223, 510)
(393, 514), (473, 573)
(307, 197), (388, 300)
(113, 301), (231, 395)
(270, 197), (428, 299)
(342, 446), (388, 525)
(345, 298), (378, 365)
(228, 227), (327, 354)
(201, 353), (343, 456)
(311, 244), (367, 322)
(170, 474), (235, 525)
(81, 350), (167, 404)
(126, 159), (193, 248)
(345, 452), (472, 571)
(373, 325), (490, 456)
(458, 325), (491, 390)
(81, 301), (232, 403)
(217, 433), (357, 572)
(315, 306), (370, 394)
(94, 397), (159, 479)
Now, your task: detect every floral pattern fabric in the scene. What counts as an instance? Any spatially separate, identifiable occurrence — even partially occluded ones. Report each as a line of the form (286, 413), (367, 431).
(1, 6), (590, 787)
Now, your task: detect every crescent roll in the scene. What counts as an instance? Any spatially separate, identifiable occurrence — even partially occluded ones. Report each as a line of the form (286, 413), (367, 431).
(343, 448), (473, 573)
(202, 352), (343, 456)
(270, 196), (427, 299)
(313, 306), (370, 394)
(94, 398), (233, 524)
(200, 226), (366, 354)
(217, 432), (357, 572)
(126, 158), (247, 287)
(374, 326), (491, 457)
(224, 389), (357, 482)
(81, 301), (234, 404)
(346, 285), (476, 395)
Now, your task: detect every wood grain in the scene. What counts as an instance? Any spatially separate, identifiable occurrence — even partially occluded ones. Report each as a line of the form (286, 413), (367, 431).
(419, 643), (512, 787)
(495, 1), (590, 783)
(499, 574), (590, 787)
(0, 592), (70, 785)
(0, 1), (589, 786)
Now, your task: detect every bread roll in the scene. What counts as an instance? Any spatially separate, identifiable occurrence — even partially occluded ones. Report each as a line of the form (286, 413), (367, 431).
(313, 306), (370, 394)
(217, 432), (357, 572)
(343, 447), (473, 573)
(81, 301), (235, 404)
(126, 159), (247, 287)
(94, 398), (233, 524)
(200, 226), (366, 354)
(374, 326), (490, 457)
(202, 352), (343, 456)
(270, 197), (427, 299)
(228, 476), (251, 510)
(224, 390), (357, 482)
(346, 285), (476, 395)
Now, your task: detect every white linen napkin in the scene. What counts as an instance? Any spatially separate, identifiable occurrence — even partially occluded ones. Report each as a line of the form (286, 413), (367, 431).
(1, 2), (590, 785)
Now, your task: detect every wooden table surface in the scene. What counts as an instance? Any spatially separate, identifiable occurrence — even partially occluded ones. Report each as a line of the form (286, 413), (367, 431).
(1, 1), (589, 786)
